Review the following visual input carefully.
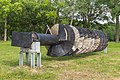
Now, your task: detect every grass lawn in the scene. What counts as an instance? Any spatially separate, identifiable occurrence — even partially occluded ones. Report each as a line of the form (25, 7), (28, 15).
(0, 41), (120, 80)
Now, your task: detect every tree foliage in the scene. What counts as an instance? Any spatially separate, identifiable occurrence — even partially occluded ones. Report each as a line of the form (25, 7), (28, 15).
(0, 0), (119, 41)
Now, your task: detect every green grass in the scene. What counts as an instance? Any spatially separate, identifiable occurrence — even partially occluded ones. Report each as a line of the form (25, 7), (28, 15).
(0, 41), (120, 80)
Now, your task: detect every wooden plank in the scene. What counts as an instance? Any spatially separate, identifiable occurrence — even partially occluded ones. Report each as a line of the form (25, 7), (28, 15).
(26, 52), (29, 65)
(19, 51), (23, 66)
(58, 24), (68, 41)
(31, 53), (35, 68)
(37, 53), (41, 68)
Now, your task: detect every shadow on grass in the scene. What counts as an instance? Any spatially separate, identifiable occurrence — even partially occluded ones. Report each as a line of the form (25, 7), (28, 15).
(1, 52), (99, 67)
(42, 52), (99, 61)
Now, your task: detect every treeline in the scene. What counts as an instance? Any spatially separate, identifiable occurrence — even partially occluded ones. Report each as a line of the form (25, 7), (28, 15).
(0, 0), (119, 41)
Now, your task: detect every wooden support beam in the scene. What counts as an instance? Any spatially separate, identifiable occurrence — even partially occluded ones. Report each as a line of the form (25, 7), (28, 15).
(19, 51), (23, 66)
(37, 53), (41, 68)
(26, 52), (29, 65)
(31, 53), (35, 68)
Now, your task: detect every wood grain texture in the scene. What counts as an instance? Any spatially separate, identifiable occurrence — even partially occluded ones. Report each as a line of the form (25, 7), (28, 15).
(45, 24), (108, 56)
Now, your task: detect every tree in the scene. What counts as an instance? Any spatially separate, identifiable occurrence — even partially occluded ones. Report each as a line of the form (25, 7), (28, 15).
(8, 0), (57, 33)
(57, 0), (109, 28)
(0, 0), (117, 41)
(0, 0), (11, 41)
(100, 0), (120, 42)
(76, 0), (110, 29)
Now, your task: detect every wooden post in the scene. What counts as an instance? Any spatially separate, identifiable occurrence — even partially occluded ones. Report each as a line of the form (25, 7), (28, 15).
(37, 53), (41, 68)
(31, 53), (35, 68)
(19, 42), (41, 68)
(19, 51), (23, 66)
(26, 52), (29, 65)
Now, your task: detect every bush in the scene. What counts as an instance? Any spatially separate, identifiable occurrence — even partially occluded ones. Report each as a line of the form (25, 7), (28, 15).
(103, 25), (115, 41)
